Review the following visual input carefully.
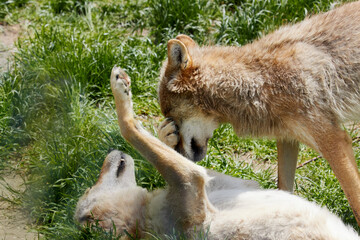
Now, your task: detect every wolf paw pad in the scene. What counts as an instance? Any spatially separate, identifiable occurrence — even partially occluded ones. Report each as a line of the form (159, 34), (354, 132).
(158, 118), (179, 148)
(111, 66), (131, 100)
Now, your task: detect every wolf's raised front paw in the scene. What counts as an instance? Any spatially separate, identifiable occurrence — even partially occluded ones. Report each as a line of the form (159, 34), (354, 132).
(158, 118), (179, 148)
(110, 66), (131, 101)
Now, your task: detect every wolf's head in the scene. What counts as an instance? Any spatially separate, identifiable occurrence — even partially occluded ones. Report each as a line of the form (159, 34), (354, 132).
(158, 35), (220, 162)
(75, 150), (146, 235)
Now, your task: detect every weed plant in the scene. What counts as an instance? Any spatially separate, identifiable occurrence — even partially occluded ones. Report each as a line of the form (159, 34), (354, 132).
(0, 0), (359, 239)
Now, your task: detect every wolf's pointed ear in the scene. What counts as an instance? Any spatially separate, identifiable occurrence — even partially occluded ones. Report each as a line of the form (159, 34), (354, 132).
(167, 39), (192, 70)
(175, 34), (197, 49)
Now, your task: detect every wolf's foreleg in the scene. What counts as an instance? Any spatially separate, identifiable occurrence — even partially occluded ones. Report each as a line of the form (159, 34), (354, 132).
(110, 66), (203, 184)
(110, 66), (215, 229)
(277, 140), (299, 192)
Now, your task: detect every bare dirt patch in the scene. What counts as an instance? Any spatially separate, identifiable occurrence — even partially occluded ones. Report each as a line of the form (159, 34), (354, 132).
(0, 23), (39, 239)
(0, 172), (38, 240)
(0, 24), (20, 71)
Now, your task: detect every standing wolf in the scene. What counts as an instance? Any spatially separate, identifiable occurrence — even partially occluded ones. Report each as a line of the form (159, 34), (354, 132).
(157, 1), (360, 224)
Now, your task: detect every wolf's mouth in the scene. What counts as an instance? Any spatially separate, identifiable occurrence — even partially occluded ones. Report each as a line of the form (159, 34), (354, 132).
(116, 153), (126, 177)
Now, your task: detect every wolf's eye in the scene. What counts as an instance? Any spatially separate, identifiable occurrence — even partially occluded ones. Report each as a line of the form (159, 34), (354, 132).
(116, 160), (125, 177)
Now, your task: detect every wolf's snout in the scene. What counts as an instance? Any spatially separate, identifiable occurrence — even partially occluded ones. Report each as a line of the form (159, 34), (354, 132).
(191, 138), (207, 162)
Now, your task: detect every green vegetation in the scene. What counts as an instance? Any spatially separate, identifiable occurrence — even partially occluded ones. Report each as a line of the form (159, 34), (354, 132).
(0, 0), (29, 22)
(0, 0), (358, 238)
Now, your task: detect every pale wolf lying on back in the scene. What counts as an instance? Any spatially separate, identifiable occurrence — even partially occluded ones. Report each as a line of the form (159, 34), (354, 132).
(75, 67), (359, 239)
(157, 1), (360, 224)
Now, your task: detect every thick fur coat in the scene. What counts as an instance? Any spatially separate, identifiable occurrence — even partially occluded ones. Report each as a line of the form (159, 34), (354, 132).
(157, 1), (360, 224)
(75, 66), (360, 239)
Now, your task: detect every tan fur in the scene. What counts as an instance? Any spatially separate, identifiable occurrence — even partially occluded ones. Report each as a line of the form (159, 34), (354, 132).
(157, 1), (360, 225)
(75, 66), (359, 239)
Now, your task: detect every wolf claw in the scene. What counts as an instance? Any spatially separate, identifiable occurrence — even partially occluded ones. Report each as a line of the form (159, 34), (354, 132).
(158, 118), (180, 148)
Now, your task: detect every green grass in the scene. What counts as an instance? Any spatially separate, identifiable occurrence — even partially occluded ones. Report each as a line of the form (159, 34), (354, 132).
(0, 0), (359, 238)
(0, 0), (29, 22)
(215, 0), (340, 45)
(145, 0), (219, 43)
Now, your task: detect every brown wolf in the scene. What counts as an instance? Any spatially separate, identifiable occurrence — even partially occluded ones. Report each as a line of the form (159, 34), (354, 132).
(157, 1), (360, 225)
(75, 67), (359, 239)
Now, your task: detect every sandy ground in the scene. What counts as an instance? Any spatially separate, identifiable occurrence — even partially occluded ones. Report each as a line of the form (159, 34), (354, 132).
(0, 173), (38, 240)
(0, 24), (20, 71)
(0, 24), (39, 240)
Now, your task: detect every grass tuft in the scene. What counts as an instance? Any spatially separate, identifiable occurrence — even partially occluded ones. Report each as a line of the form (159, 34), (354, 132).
(145, 0), (219, 43)
(215, 0), (338, 45)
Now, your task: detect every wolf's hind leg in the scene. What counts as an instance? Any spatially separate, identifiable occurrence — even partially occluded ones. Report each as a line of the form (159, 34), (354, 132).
(302, 120), (360, 226)
(277, 140), (299, 192)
